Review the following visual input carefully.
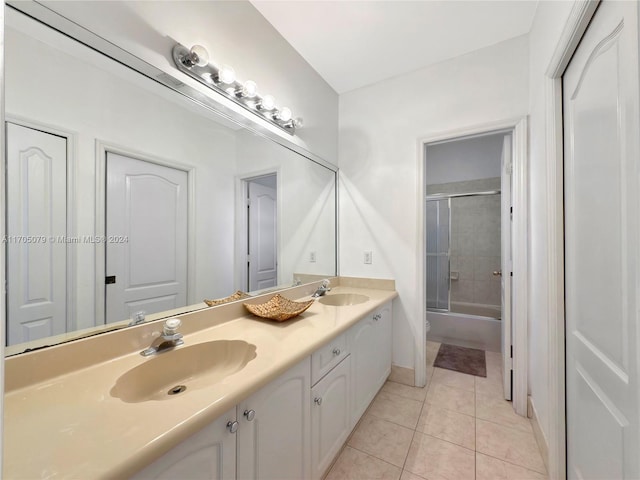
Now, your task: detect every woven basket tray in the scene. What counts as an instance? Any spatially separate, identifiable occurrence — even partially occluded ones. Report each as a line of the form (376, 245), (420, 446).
(204, 290), (251, 307)
(244, 294), (314, 322)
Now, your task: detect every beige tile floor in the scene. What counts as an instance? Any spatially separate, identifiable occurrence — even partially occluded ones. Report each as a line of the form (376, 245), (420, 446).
(325, 341), (547, 480)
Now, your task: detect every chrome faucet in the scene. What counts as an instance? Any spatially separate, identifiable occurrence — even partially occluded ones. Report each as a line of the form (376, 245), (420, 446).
(140, 318), (184, 357)
(311, 279), (331, 298)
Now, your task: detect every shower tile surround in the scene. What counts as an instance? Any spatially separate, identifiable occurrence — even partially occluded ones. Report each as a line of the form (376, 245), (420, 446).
(427, 178), (502, 311)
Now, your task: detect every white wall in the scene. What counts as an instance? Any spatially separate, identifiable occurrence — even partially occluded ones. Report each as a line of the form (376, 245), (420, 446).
(339, 35), (529, 369)
(527, 0), (575, 456)
(38, 0), (339, 163)
(426, 133), (504, 185)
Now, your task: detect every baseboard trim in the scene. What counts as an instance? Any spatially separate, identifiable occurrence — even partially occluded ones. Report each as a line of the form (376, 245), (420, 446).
(528, 395), (549, 473)
(389, 365), (415, 386)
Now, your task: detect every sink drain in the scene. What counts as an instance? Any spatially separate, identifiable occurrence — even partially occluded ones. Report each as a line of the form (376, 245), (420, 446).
(168, 385), (187, 395)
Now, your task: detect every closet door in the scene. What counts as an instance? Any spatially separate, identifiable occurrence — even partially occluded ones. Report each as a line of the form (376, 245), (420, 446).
(6, 123), (67, 345)
(563, 1), (640, 477)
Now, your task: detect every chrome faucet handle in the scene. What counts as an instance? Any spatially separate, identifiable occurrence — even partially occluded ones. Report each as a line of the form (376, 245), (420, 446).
(163, 318), (182, 336)
(321, 279), (331, 288)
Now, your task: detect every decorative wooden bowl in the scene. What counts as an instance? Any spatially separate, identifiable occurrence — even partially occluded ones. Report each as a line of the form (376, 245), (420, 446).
(204, 291), (251, 307)
(244, 294), (314, 322)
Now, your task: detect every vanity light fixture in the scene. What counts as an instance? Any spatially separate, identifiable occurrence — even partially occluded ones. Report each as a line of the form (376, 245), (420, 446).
(173, 43), (302, 134)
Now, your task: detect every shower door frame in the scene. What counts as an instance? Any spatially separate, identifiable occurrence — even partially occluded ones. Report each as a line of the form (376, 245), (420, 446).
(416, 117), (528, 418)
(425, 196), (451, 312)
(425, 190), (502, 315)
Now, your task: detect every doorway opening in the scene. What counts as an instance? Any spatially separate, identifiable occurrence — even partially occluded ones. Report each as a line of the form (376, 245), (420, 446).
(424, 131), (512, 399)
(242, 173), (278, 292)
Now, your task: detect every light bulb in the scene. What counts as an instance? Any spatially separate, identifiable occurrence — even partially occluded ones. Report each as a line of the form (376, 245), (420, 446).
(218, 65), (236, 84)
(260, 95), (276, 111)
(242, 80), (258, 98)
(189, 45), (209, 67)
(293, 117), (304, 128)
(278, 107), (292, 122)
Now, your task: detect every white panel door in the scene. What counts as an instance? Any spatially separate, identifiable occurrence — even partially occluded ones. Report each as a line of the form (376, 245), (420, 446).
(106, 153), (188, 324)
(564, 1), (640, 478)
(248, 181), (277, 291)
(6, 123), (67, 345)
(500, 134), (512, 400)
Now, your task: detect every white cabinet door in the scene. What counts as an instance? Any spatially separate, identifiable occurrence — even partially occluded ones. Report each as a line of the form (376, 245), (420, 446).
(348, 302), (393, 428)
(130, 408), (237, 480)
(373, 303), (392, 389)
(348, 316), (379, 428)
(311, 355), (351, 480)
(237, 357), (311, 480)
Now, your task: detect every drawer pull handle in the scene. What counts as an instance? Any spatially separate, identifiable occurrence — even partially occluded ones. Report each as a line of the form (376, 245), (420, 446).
(227, 420), (239, 433)
(332, 348), (341, 356)
(244, 409), (256, 421)
(314, 397), (323, 406)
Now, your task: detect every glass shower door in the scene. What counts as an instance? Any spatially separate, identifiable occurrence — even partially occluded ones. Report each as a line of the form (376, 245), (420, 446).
(426, 198), (450, 310)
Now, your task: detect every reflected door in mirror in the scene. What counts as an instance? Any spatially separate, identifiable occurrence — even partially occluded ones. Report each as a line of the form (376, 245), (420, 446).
(248, 175), (277, 291)
(105, 153), (188, 324)
(6, 123), (68, 345)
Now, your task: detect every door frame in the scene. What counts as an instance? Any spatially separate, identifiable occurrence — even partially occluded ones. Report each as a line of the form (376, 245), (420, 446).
(234, 168), (281, 293)
(94, 141), (196, 325)
(5, 115), (77, 334)
(544, 2), (600, 479)
(416, 117), (529, 417)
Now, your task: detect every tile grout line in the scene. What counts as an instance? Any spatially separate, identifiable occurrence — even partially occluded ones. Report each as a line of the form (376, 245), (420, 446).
(475, 450), (549, 477)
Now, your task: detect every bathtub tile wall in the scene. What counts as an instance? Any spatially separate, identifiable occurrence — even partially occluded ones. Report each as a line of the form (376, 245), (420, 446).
(428, 178), (502, 310)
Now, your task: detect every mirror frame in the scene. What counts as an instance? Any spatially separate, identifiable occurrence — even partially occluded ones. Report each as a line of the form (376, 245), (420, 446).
(3, 0), (340, 356)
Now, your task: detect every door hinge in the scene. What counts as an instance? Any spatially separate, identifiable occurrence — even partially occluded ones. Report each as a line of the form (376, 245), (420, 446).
(507, 345), (514, 370)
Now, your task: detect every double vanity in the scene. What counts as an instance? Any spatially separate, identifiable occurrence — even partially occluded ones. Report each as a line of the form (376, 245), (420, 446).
(4, 278), (397, 479)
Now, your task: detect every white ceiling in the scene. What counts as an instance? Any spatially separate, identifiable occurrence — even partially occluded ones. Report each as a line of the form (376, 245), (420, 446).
(251, 1), (538, 94)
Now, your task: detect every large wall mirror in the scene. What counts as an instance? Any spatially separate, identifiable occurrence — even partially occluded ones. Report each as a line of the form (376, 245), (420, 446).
(4, 4), (337, 355)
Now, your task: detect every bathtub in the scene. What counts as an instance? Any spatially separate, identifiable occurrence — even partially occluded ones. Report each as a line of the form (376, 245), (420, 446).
(427, 302), (501, 352)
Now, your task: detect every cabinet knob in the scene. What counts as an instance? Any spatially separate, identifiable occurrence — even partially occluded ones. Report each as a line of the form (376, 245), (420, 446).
(373, 314), (380, 321)
(314, 397), (323, 406)
(243, 409), (256, 421)
(332, 348), (341, 356)
(227, 420), (239, 433)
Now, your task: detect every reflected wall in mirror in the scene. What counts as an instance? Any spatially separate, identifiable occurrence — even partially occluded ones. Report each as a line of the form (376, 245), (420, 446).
(4, 6), (337, 354)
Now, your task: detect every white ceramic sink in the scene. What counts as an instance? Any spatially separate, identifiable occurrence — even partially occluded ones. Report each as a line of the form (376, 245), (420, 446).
(319, 293), (370, 306)
(111, 340), (257, 403)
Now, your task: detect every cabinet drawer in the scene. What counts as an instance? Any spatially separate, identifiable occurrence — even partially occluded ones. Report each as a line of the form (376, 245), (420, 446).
(311, 332), (347, 385)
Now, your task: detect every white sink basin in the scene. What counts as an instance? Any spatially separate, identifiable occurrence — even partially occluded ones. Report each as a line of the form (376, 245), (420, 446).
(319, 293), (370, 306)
